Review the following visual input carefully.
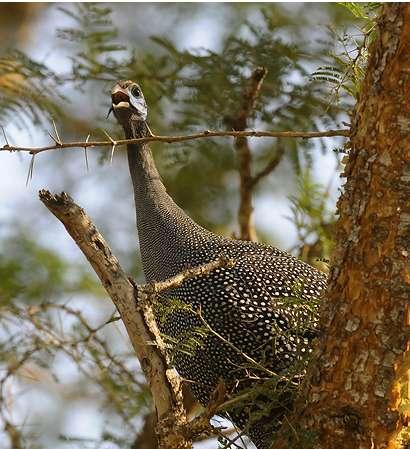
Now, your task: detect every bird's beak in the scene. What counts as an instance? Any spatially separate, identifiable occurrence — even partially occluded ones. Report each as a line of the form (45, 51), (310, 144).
(111, 85), (131, 109)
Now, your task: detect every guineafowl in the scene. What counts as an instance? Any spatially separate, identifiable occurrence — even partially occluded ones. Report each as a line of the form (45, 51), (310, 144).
(111, 80), (326, 449)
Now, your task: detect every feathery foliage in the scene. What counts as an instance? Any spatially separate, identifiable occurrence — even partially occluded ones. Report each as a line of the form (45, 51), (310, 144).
(0, 50), (64, 128)
(312, 2), (381, 101)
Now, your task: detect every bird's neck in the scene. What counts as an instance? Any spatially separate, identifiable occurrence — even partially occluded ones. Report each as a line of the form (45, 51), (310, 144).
(125, 120), (213, 281)
(126, 128), (165, 201)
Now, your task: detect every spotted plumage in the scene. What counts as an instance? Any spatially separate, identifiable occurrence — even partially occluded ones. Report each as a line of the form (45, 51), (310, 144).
(111, 80), (327, 449)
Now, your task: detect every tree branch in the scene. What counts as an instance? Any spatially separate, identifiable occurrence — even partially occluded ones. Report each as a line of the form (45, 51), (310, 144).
(38, 190), (234, 449)
(140, 255), (235, 297)
(0, 128), (349, 155)
(234, 67), (268, 128)
(235, 133), (256, 241)
(38, 190), (187, 448)
(250, 141), (286, 188)
(226, 67), (269, 241)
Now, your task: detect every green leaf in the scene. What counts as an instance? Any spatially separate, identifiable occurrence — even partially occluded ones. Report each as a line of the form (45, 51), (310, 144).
(338, 2), (370, 19)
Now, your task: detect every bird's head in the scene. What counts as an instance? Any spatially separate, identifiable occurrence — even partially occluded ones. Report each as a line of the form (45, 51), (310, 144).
(110, 80), (148, 129)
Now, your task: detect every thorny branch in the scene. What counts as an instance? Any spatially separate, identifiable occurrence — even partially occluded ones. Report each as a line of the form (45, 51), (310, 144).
(36, 190), (236, 449)
(1, 111), (348, 244)
(0, 128), (349, 155)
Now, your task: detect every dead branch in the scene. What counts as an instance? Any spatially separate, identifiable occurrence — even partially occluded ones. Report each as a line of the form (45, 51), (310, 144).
(38, 190), (235, 449)
(39, 190), (190, 449)
(140, 256), (235, 298)
(0, 128), (350, 155)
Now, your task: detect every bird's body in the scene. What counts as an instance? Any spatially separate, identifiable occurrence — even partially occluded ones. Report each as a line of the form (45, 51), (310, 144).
(111, 80), (327, 449)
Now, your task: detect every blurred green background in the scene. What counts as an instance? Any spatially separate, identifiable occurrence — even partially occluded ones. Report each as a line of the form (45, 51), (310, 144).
(0, 3), (370, 448)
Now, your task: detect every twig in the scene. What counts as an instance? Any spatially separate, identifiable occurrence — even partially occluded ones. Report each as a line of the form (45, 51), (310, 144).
(140, 256), (235, 298)
(0, 128), (350, 155)
(11, 302), (144, 428)
(250, 142), (286, 188)
(234, 67), (268, 126)
(197, 309), (293, 381)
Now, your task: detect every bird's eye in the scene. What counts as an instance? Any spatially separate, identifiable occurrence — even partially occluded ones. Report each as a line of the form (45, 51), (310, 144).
(130, 86), (140, 98)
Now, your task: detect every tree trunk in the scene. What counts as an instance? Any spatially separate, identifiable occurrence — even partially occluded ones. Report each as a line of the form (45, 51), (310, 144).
(275, 4), (410, 449)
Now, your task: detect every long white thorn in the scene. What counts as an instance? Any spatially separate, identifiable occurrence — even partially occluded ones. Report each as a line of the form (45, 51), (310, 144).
(145, 122), (155, 137)
(110, 143), (116, 163)
(26, 154), (35, 186)
(84, 134), (90, 172)
(52, 119), (62, 145)
(101, 128), (116, 145)
(47, 131), (59, 145)
(101, 129), (117, 164)
(1, 125), (9, 146)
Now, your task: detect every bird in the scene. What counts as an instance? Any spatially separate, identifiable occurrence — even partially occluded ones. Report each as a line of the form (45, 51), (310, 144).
(110, 80), (327, 449)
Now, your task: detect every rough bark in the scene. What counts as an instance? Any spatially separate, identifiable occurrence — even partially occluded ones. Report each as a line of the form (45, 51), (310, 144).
(273, 4), (410, 449)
